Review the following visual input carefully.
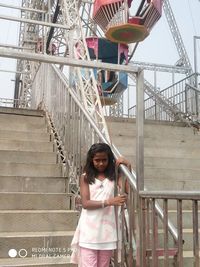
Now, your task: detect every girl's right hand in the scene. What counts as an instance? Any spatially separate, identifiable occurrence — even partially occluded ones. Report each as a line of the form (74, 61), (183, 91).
(108, 194), (127, 206)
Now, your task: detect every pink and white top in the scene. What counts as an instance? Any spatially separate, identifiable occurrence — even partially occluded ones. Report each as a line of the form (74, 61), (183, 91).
(70, 177), (117, 264)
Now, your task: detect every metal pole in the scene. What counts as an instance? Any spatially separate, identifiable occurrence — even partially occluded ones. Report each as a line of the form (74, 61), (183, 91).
(0, 14), (70, 30)
(136, 69), (145, 266)
(0, 43), (33, 50)
(193, 36), (200, 115)
(193, 200), (199, 267)
(0, 2), (46, 13)
(177, 200), (183, 266)
(0, 49), (139, 73)
(136, 69), (144, 191)
(193, 36), (199, 81)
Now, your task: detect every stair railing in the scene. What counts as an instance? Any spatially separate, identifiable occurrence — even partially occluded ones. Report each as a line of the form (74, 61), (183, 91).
(0, 98), (25, 108)
(128, 73), (200, 122)
(185, 83), (200, 118)
(139, 191), (200, 267)
(31, 62), (179, 266)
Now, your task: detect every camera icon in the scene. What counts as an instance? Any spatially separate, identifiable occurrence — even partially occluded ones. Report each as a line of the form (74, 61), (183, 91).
(8, 248), (28, 258)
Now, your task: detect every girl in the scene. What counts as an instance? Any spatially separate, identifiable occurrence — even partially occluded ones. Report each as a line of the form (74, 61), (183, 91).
(71, 143), (131, 267)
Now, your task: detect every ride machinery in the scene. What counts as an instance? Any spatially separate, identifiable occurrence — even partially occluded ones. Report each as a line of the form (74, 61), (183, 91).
(84, 0), (163, 106)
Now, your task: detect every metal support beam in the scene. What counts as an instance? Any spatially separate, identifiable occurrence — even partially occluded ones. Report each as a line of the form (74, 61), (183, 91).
(136, 69), (144, 191)
(193, 36), (200, 115)
(194, 36), (200, 85)
(0, 69), (28, 74)
(0, 15), (70, 30)
(0, 43), (33, 50)
(130, 61), (190, 74)
(0, 2), (46, 13)
(136, 69), (145, 267)
(0, 49), (139, 73)
(82, 0), (94, 3)
(163, 0), (193, 74)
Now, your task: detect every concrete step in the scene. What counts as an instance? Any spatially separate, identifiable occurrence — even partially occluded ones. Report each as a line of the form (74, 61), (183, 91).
(111, 130), (197, 140)
(109, 127), (195, 139)
(0, 210), (79, 232)
(0, 151), (57, 164)
(107, 119), (194, 137)
(156, 198), (200, 212)
(160, 210), (200, 229)
(143, 157), (200, 169)
(127, 156), (200, 170)
(0, 230), (74, 259)
(0, 256), (75, 266)
(0, 114), (47, 132)
(0, 110), (44, 122)
(106, 116), (186, 127)
(0, 193), (74, 210)
(157, 229), (198, 251)
(0, 130), (50, 142)
(119, 146), (200, 158)
(0, 163), (62, 177)
(152, 251), (195, 267)
(0, 114), (45, 124)
(145, 178), (200, 192)
(0, 140), (53, 152)
(145, 167), (200, 181)
(0, 176), (67, 193)
(0, 107), (44, 117)
(113, 135), (200, 148)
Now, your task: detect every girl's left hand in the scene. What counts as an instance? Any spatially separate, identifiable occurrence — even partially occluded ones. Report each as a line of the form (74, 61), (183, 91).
(116, 157), (131, 170)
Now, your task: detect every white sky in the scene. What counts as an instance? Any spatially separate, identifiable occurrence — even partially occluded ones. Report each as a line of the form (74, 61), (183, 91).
(132, 0), (200, 91)
(0, 0), (20, 99)
(0, 0), (200, 100)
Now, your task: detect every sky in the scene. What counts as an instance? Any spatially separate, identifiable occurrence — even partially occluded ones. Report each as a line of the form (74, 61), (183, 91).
(132, 0), (200, 90)
(0, 0), (200, 101)
(134, 0), (200, 67)
(0, 0), (20, 99)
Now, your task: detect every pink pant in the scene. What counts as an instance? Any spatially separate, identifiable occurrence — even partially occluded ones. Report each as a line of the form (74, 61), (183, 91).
(80, 247), (112, 267)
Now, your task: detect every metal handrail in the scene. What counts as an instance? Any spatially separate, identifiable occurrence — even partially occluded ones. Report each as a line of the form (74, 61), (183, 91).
(140, 190), (200, 199)
(185, 82), (200, 93)
(112, 144), (178, 241)
(129, 72), (200, 121)
(139, 190), (200, 266)
(0, 98), (27, 108)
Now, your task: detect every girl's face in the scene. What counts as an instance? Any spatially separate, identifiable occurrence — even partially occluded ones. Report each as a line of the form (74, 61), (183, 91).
(92, 152), (109, 173)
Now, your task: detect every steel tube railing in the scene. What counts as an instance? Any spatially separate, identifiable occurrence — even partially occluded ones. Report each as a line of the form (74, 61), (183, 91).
(140, 191), (200, 266)
(129, 73), (200, 121)
(193, 200), (199, 267)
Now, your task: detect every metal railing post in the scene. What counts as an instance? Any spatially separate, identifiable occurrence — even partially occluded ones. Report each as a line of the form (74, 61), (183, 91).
(193, 200), (199, 267)
(136, 69), (145, 266)
(136, 69), (144, 191)
(194, 36), (200, 86)
(193, 36), (200, 115)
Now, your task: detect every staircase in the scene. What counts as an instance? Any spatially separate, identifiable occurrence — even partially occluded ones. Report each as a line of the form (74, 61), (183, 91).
(0, 107), (78, 267)
(107, 116), (200, 266)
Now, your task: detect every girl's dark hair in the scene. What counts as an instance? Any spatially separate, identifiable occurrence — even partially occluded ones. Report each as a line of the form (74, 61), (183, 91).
(83, 143), (116, 184)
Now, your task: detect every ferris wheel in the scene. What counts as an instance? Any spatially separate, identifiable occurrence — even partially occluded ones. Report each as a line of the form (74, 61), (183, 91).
(51, 0), (163, 104)
(14, 0), (192, 134)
